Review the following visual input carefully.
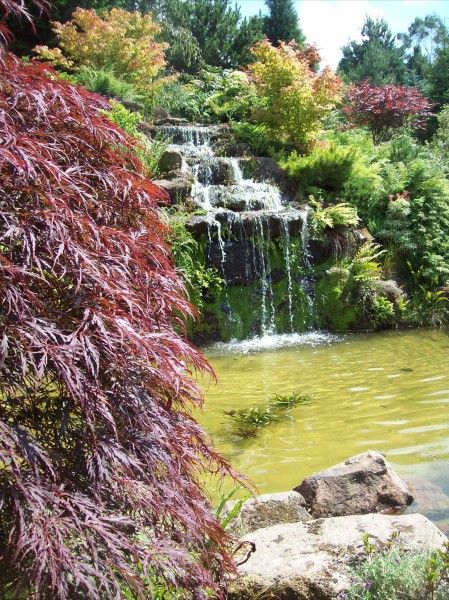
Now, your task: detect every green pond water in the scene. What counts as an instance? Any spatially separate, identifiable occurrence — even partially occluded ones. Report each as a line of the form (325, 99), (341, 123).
(198, 328), (449, 524)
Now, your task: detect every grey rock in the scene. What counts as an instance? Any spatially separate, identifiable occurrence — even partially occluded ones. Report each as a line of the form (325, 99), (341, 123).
(153, 107), (170, 121)
(119, 99), (144, 113)
(153, 176), (193, 204)
(158, 150), (184, 174)
(155, 116), (190, 126)
(185, 215), (212, 237)
(227, 491), (311, 535)
(230, 513), (446, 600)
(294, 451), (414, 518)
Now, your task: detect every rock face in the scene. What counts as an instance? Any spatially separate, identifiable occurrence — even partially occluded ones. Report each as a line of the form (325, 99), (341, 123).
(152, 175), (193, 203)
(230, 513), (446, 600)
(158, 149), (184, 174)
(229, 491), (311, 535)
(294, 451), (414, 518)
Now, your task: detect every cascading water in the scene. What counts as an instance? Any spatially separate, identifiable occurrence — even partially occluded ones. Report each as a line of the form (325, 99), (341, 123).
(158, 124), (316, 342)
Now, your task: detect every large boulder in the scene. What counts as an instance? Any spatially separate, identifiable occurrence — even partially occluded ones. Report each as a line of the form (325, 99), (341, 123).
(294, 451), (413, 518)
(227, 491), (311, 535)
(152, 175), (193, 204)
(230, 513), (446, 600)
(158, 150), (185, 174)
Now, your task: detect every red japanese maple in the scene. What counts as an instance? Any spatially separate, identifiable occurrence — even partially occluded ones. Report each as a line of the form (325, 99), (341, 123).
(0, 2), (236, 598)
(344, 81), (433, 142)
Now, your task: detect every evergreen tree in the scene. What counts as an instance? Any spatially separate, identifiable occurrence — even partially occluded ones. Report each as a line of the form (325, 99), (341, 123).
(264, 0), (305, 46)
(158, 0), (263, 68)
(398, 15), (448, 90)
(338, 17), (407, 85)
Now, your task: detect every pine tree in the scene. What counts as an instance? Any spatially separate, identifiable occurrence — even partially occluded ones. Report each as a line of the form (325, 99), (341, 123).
(264, 0), (305, 46)
(159, 0), (263, 68)
(338, 17), (407, 85)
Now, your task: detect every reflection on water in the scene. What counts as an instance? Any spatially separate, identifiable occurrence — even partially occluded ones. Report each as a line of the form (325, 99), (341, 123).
(198, 329), (449, 527)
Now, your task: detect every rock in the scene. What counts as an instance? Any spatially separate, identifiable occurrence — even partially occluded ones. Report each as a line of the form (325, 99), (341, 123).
(158, 150), (184, 174)
(195, 158), (235, 186)
(152, 176), (193, 204)
(119, 99), (144, 113)
(374, 279), (405, 305)
(186, 215), (212, 237)
(153, 106), (170, 121)
(230, 513), (446, 600)
(206, 239), (261, 285)
(405, 477), (449, 523)
(227, 491), (311, 535)
(294, 451), (414, 518)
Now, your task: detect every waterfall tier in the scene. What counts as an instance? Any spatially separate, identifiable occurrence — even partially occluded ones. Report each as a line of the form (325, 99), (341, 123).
(155, 124), (316, 341)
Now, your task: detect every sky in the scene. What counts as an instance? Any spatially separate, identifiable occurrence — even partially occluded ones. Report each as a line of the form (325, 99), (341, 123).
(235, 0), (449, 68)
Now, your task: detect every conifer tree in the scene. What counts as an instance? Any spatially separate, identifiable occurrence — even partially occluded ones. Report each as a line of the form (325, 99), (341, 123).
(264, 0), (305, 46)
(338, 17), (406, 85)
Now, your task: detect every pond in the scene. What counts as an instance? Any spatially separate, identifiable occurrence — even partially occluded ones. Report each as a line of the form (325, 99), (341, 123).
(198, 328), (449, 526)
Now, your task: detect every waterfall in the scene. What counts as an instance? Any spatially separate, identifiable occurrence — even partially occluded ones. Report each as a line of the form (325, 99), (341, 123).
(159, 124), (314, 340)
(299, 206), (314, 323)
(281, 218), (294, 332)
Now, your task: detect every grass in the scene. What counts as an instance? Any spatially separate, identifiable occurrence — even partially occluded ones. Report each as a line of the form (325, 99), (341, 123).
(225, 392), (310, 438)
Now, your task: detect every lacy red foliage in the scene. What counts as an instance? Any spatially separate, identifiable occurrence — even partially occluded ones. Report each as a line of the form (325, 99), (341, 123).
(343, 81), (434, 142)
(0, 5), (235, 598)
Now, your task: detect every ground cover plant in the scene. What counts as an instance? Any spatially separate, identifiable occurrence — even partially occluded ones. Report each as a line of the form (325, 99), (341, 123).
(0, 2), (239, 598)
(344, 537), (449, 599)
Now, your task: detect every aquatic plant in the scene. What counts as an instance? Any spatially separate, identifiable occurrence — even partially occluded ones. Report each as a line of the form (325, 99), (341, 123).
(225, 392), (310, 437)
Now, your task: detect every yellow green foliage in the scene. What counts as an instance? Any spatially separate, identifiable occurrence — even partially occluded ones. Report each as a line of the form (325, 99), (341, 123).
(33, 45), (74, 69)
(36, 8), (167, 95)
(248, 40), (341, 150)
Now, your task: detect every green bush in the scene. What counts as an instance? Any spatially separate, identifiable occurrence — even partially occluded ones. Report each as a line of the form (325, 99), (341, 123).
(281, 143), (358, 195)
(230, 121), (278, 156)
(162, 209), (223, 312)
(105, 101), (168, 177)
(345, 544), (449, 599)
(311, 200), (360, 231)
(74, 66), (141, 102)
(315, 243), (386, 331)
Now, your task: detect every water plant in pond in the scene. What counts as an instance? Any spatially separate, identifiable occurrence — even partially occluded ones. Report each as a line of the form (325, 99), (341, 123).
(270, 392), (311, 409)
(225, 392), (310, 437)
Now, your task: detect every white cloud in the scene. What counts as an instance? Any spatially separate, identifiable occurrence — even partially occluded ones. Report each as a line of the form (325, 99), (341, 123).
(298, 0), (385, 69)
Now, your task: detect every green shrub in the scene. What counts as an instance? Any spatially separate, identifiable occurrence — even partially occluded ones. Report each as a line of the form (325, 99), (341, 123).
(311, 200), (360, 231)
(281, 143), (358, 194)
(345, 544), (449, 600)
(74, 66), (140, 102)
(162, 209), (223, 312)
(163, 25), (204, 74)
(372, 296), (395, 327)
(315, 243), (386, 331)
(204, 70), (260, 121)
(230, 121), (278, 156)
(105, 101), (168, 177)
